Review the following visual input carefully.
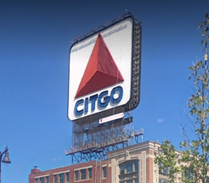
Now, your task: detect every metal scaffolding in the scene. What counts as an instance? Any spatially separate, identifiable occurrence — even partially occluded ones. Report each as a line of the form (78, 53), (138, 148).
(65, 113), (144, 164)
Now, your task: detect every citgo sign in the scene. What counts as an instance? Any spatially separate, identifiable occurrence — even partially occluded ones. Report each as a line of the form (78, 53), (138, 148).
(68, 16), (138, 121)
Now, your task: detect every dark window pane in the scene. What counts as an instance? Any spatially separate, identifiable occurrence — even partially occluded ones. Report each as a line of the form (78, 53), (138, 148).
(59, 173), (64, 183)
(135, 179), (139, 183)
(66, 172), (70, 182)
(134, 160), (139, 171)
(88, 168), (92, 179)
(159, 179), (168, 183)
(81, 169), (86, 180)
(54, 175), (57, 183)
(46, 176), (49, 183)
(75, 170), (79, 181)
(40, 177), (44, 183)
(126, 162), (133, 173)
(102, 167), (107, 178)
(127, 180), (133, 183)
(119, 164), (125, 174)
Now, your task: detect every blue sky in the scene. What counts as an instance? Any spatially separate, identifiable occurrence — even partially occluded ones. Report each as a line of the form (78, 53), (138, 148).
(0, 0), (209, 182)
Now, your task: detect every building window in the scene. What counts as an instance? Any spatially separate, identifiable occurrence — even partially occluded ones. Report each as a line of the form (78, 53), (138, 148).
(126, 162), (133, 173)
(122, 179), (139, 183)
(40, 177), (44, 183)
(66, 172), (69, 182)
(46, 176), (49, 183)
(102, 166), (107, 178)
(59, 173), (64, 183)
(88, 167), (92, 179)
(119, 164), (125, 174)
(75, 170), (79, 181)
(134, 161), (138, 171)
(159, 163), (169, 175)
(127, 180), (133, 183)
(80, 169), (86, 180)
(134, 179), (139, 183)
(182, 169), (196, 182)
(162, 167), (168, 174)
(35, 178), (39, 183)
(54, 174), (57, 183)
(119, 160), (139, 175)
(159, 180), (168, 183)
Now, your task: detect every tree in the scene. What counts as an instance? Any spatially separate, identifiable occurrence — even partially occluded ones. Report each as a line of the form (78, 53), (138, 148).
(155, 13), (209, 183)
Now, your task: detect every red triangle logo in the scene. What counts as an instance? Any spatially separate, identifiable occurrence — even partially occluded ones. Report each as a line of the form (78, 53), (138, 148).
(75, 33), (124, 98)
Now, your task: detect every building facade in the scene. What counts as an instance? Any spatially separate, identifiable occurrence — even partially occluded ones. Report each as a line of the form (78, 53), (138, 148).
(29, 141), (169, 183)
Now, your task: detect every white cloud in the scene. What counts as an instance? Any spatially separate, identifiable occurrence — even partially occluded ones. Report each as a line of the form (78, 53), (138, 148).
(157, 118), (165, 123)
(52, 157), (62, 161)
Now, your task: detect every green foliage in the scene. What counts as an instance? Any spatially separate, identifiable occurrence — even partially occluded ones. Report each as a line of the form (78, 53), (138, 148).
(154, 140), (181, 183)
(155, 13), (209, 183)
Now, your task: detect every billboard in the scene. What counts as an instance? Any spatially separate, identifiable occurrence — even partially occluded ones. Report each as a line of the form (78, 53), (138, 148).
(68, 15), (141, 122)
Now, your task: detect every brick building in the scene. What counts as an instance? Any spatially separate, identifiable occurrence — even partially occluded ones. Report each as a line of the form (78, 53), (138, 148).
(29, 141), (170, 183)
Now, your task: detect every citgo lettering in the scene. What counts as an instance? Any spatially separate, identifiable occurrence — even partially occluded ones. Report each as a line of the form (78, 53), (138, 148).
(74, 86), (123, 116)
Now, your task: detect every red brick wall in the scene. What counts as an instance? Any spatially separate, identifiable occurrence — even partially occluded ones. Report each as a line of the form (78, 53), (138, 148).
(146, 150), (154, 183)
(29, 160), (111, 183)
